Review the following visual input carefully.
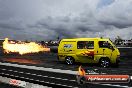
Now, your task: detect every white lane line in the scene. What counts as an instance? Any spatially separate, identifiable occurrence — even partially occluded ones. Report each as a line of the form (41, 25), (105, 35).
(37, 75), (42, 76)
(1, 72), (76, 88)
(1, 69), (6, 70)
(40, 80), (44, 82)
(8, 70), (13, 71)
(45, 82), (50, 84)
(56, 84), (61, 85)
(1, 69), (18, 73)
(21, 77), (25, 78)
(61, 84), (69, 87)
(29, 79), (34, 80)
(101, 84), (111, 86)
(36, 80), (40, 82)
(50, 82), (55, 85)
(25, 78), (29, 80)
(56, 84), (74, 88)
(19, 72), (24, 74)
(43, 75), (48, 77)
(53, 77), (61, 80)
(121, 86), (131, 88)
(5, 74), (9, 76)
(0, 62), (77, 75)
(66, 85), (73, 87)
(14, 70), (18, 72)
(100, 84), (129, 88)
(32, 74), (37, 76)
(1, 72), (76, 84)
(62, 78), (68, 80)
(1, 68), (76, 82)
(73, 87), (78, 88)
(131, 76), (132, 80)
(15, 76), (19, 77)
(69, 79), (75, 81)
(10, 75), (14, 77)
(26, 73), (31, 75)
(112, 85), (124, 87)
(49, 76), (55, 79)
(41, 75), (76, 82)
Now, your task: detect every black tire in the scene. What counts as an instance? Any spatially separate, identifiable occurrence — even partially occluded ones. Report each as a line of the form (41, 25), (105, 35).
(65, 56), (74, 65)
(99, 58), (110, 68)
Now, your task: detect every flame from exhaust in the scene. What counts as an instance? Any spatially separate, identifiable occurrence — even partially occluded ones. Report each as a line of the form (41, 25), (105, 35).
(3, 38), (50, 55)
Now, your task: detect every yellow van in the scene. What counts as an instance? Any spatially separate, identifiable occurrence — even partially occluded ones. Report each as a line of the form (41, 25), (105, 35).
(58, 38), (120, 67)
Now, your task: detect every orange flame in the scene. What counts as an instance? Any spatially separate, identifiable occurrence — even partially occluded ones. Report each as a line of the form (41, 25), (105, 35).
(78, 66), (86, 76)
(3, 38), (50, 55)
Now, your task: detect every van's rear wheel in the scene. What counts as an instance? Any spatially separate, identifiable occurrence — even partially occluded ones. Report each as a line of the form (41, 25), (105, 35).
(65, 56), (74, 65)
(99, 58), (110, 68)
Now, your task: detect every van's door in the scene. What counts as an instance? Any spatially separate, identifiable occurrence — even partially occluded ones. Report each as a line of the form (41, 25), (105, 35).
(76, 41), (95, 63)
(96, 41), (113, 59)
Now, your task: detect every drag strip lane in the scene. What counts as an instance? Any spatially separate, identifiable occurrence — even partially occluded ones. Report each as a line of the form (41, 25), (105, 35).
(0, 62), (77, 75)
(0, 68), (76, 82)
(0, 62), (132, 88)
(0, 62), (78, 88)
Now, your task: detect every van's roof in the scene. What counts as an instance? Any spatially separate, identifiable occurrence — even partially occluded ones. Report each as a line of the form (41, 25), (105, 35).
(61, 37), (110, 41)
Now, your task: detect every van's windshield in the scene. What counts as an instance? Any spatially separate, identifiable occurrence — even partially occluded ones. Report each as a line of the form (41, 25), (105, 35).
(99, 40), (115, 50)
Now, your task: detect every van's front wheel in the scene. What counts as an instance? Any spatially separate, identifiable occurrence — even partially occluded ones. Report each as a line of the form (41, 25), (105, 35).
(65, 57), (74, 65)
(99, 58), (110, 68)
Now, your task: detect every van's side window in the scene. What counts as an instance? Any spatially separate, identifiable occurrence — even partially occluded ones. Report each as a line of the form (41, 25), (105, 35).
(77, 41), (94, 49)
(99, 41), (110, 48)
(77, 41), (85, 49)
(86, 41), (94, 49)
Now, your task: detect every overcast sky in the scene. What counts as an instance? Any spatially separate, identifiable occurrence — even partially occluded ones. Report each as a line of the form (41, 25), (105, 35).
(0, 0), (132, 41)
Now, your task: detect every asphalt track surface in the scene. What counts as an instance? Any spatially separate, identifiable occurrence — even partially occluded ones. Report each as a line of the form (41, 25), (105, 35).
(0, 49), (131, 88)
(1, 52), (132, 75)
(0, 83), (20, 88)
